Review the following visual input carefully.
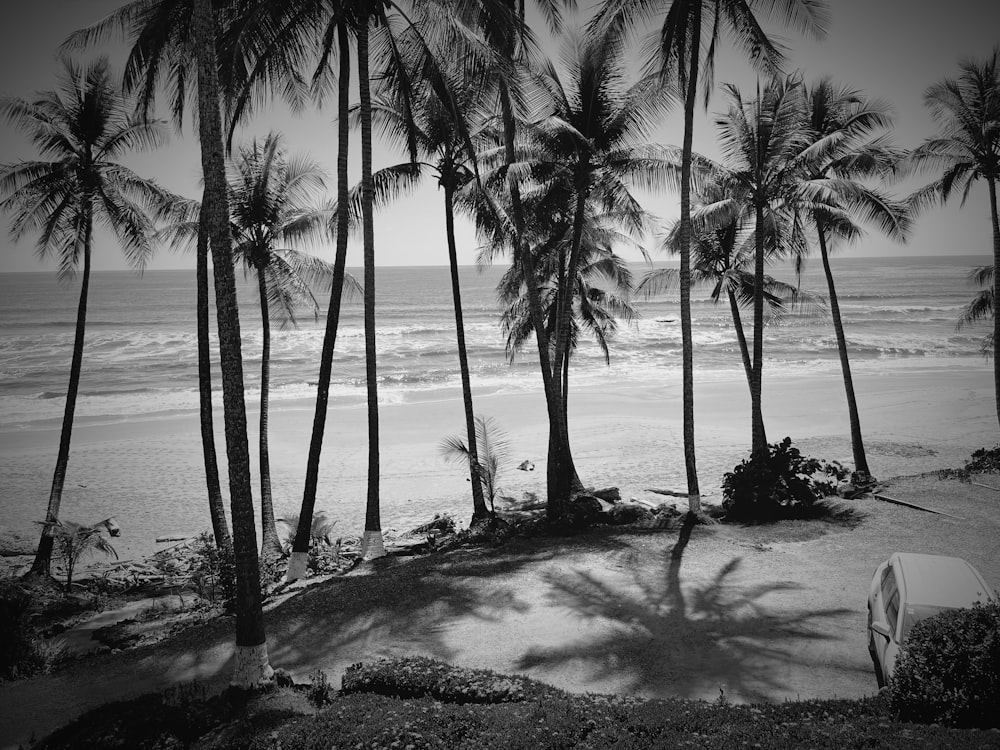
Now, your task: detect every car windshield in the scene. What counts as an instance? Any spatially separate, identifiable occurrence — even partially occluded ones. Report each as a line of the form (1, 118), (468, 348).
(901, 605), (951, 641)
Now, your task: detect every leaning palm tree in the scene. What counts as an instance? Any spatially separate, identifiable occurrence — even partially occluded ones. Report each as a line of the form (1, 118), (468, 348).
(0, 57), (170, 578)
(904, 49), (1000, 429)
(593, 0), (829, 513)
(67, 0), (274, 687)
(798, 79), (909, 482)
(158, 132), (336, 559)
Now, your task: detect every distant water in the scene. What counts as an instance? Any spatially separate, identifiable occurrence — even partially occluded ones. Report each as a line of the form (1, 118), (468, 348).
(0, 255), (991, 431)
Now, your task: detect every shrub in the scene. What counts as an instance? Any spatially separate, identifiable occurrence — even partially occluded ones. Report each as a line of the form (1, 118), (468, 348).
(306, 669), (334, 707)
(0, 578), (45, 680)
(722, 437), (847, 521)
(341, 657), (558, 704)
(890, 600), (1000, 728)
(190, 533), (235, 606)
(939, 445), (1000, 481)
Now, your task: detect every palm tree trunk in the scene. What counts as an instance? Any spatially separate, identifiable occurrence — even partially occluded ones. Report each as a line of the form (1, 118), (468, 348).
(257, 266), (281, 558)
(358, 19), (385, 560)
(678, 8), (702, 513)
(988, 176), (1000, 430)
(444, 184), (488, 522)
(193, 0), (271, 688)
(197, 196), (231, 551)
(498, 84), (576, 521)
(29, 213), (93, 577)
(818, 227), (871, 477)
(288, 21), (352, 582)
(751, 198), (768, 461)
(727, 289), (754, 392)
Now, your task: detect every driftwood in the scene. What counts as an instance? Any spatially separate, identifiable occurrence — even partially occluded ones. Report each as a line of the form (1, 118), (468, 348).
(646, 488), (690, 498)
(873, 493), (964, 520)
(971, 481), (1000, 492)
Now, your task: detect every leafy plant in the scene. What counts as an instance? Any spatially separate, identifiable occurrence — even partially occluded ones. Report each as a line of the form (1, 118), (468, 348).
(41, 519), (119, 591)
(277, 512), (338, 552)
(306, 669), (334, 707)
(190, 532), (235, 605)
(890, 600), (1000, 728)
(722, 437), (848, 521)
(441, 416), (511, 515)
(938, 445), (1000, 481)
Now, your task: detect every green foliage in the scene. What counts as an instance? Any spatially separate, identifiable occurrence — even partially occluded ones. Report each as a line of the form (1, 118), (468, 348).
(306, 669), (334, 707)
(441, 416), (511, 514)
(0, 578), (46, 681)
(190, 533), (235, 606)
(342, 657), (558, 704)
(938, 445), (1000, 481)
(890, 601), (1000, 728)
(722, 437), (848, 521)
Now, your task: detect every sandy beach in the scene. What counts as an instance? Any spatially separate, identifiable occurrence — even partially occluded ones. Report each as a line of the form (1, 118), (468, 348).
(2, 362), (995, 564)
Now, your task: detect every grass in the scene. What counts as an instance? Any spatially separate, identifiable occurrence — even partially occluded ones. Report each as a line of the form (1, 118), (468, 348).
(31, 659), (999, 749)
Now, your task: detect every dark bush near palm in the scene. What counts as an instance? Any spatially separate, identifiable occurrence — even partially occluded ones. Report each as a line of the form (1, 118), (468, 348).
(890, 601), (1000, 729)
(721, 437), (847, 521)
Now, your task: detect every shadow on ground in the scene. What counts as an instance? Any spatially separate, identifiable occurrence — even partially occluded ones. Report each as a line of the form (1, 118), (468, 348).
(516, 517), (854, 702)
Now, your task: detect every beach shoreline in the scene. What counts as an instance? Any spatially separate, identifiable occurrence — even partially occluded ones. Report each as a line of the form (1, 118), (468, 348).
(1, 361), (994, 564)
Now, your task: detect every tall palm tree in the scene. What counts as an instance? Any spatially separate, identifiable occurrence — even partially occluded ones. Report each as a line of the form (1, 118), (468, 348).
(594, 0), (828, 513)
(355, 67), (495, 523)
(799, 79), (909, 481)
(0, 57), (170, 577)
(193, 0), (272, 687)
(158, 132), (335, 559)
(905, 49), (1000, 429)
(713, 76), (815, 461)
(68, 0), (274, 687)
(64, 1), (235, 553)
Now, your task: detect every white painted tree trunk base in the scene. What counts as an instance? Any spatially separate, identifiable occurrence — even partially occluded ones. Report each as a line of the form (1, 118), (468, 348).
(231, 642), (274, 689)
(360, 529), (386, 560)
(285, 551), (309, 582)
(688, 494), (702, 515)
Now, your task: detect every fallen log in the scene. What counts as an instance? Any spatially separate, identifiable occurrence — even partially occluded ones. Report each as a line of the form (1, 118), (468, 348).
(873, 493), (964, 520)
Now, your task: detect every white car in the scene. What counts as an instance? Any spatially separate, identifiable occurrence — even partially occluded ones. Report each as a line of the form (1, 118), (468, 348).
(867, 552), (993, 688)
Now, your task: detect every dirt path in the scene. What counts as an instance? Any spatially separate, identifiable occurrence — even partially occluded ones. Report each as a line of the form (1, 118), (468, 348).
(2, 475), (998, 750)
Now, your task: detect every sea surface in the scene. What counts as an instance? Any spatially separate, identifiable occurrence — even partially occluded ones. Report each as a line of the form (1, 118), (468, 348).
(0, 255), (991, 431)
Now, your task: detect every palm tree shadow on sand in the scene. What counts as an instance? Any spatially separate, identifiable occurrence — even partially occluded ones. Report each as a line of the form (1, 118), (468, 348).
(516, 516), (853, 702)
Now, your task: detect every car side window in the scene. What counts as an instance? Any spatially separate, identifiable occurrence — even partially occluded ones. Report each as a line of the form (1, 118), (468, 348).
(881, 567), (896, 602)
(886, 591), (900, 636)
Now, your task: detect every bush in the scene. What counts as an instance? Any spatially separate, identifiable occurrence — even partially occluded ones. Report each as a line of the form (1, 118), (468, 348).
(0, 578), (45, 680)
(341, 657), (558, 704)
(938, 445), (1000, 481)
(722, 437), (847, 521)
(890, 600), (1000, 728)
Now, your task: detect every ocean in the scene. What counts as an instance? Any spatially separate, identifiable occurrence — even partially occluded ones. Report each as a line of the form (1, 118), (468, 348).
(0, 254), (993, 558)
(0, 256), (990, 428)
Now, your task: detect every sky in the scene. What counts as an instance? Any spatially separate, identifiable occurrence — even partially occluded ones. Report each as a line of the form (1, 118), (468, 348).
(0, 0), (997, 273)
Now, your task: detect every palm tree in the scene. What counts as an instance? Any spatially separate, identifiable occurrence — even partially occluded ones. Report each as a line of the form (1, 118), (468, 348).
(905, 49), (1000, 429)
(355, 68), (495, 524)
(158, 132), (336, 559)
(957, 264), (994, 356)
(0, 57), (170, 577)
(713, 76), (815, 461)
(639, 187), (808, 405)
(798, 79), (909, 481)
(593, 0), (828, 513)
(68, 0), (274, 687)
(63, 1), (234, 553)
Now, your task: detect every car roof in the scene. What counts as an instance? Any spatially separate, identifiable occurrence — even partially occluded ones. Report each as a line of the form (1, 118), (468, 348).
(890, 552), (993, 608)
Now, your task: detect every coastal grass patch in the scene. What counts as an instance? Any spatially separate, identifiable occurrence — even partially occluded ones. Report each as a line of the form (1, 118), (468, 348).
(32, 659), (999, 750)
